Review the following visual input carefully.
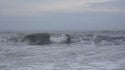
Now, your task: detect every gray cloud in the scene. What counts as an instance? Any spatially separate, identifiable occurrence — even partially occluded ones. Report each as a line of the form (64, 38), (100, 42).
(0, 0), (114, 17)
(90, 0), (125, 8)
(0, 0), (125, 31)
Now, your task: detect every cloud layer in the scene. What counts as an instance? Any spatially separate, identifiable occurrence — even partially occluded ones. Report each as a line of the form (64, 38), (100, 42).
(1, 0), (124, 17)
(0, 0), (125, 31)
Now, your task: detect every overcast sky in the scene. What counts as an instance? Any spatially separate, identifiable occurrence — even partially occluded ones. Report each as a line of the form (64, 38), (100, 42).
(0, 0), (125, 31)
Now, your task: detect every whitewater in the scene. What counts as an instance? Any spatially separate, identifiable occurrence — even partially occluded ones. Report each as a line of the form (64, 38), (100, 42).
(0, 31), (125, 70)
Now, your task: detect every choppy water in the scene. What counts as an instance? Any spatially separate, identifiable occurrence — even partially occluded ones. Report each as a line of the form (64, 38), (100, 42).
(1, 31), (125, 45)
(0, 31), (125, 70)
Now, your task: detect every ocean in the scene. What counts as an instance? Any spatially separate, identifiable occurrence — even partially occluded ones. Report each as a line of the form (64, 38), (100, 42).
(0, 31), (125, 70)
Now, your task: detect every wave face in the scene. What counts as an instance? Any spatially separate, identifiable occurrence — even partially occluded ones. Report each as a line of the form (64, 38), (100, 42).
(0, 31), (125, 45)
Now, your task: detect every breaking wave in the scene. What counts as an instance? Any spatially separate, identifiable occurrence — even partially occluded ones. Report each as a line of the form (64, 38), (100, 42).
(0, 31), (125, 45)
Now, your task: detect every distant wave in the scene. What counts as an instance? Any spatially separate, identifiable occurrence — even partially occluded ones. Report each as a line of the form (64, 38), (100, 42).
(0, 31), (125, 45)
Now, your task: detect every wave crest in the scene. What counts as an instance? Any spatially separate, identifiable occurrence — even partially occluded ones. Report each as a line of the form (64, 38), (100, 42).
(0, 31), (125, 45)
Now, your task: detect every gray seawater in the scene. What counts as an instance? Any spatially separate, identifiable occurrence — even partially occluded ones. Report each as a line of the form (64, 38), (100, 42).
(0, 31), (125, 70)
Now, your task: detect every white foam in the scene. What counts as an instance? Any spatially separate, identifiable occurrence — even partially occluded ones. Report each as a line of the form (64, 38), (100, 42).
(50, 34), (68, 43)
